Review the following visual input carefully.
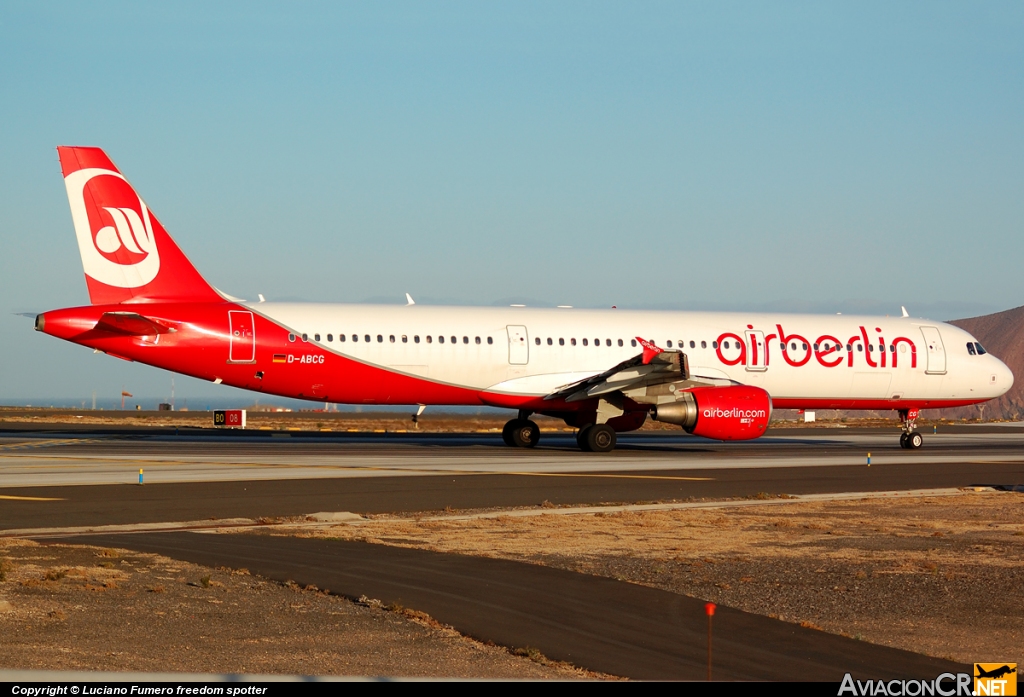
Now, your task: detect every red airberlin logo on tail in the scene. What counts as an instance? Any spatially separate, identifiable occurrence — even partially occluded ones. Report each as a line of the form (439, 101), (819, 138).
(64, 168), (160, 288)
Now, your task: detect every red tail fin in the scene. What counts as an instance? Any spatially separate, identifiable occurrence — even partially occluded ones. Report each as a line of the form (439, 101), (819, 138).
(58, 146), (222, 305)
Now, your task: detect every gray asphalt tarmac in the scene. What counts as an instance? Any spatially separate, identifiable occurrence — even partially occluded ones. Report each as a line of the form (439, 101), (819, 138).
(2, 428), (1023, 529)
(9, 427), (1016, 680)
(49, 531), (966, 681)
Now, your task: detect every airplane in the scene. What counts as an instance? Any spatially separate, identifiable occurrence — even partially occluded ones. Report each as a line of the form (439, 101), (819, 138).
(34, 146), (1014, 452)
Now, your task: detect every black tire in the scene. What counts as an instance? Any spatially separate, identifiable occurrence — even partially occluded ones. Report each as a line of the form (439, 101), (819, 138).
(899, 433), (909, 449)
(511, 420), (540, 448)
(576, 425), (593, 452)
(502, 419), (520, 447)
(908, 432), (923, 449)
(586, 424), (617, 453)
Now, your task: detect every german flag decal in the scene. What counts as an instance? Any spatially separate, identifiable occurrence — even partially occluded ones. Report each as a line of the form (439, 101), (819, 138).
(273, 354), (287, 363)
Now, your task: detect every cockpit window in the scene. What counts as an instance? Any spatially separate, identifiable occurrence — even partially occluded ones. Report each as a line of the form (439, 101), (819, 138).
(975, 342), (987, 355)
(966, 342), (977, 356)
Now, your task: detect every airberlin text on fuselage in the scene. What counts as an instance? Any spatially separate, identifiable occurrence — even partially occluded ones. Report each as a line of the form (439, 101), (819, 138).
(715, 324), (918, 370)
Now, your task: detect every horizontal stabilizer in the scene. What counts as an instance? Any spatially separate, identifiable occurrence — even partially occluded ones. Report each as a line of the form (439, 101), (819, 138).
(94, 312), (175, 336)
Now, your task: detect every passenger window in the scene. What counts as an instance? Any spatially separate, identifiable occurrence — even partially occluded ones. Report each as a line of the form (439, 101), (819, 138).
(571, 338), (577, 346)
(288, 333), (295, 342)
(388, 335), (394, 343)
(426, 336), (432, 343)
(812, 343), (819, 350)
(414, 336), (420, 343)
(975, 342), (987, 355)
(439, 336), (445, 344)
(352, 334), (358, 342)
(339, 334), (346, 342)
(487, 337), (493, 344)
(377, 335), (383, 343)
(966, 342), (977, 355)
(689, 341), (695, 349)
(594, 338), (599, 346)
(617, 339), (623, 347)
(314, 334), (320, 342)
(667, 340), (674, 348)
(712, 341), (719, 349)
(327, 334), (333, 342)
(451, 336), (457, 344)
(857, 344), (863, 352)
(547, 338), (553, 346)
(535, 337), (541, 345)
(801, 343), (807, 350)
(700, 341), (706, 349)
(301, 333), (308, 342)
(789, 342), (796, 351)
(606, 339), (611, 346)
(364, 334), (370, 343)
(582, 338), (588, 346)
(868, 345), (874, 352)
(402, 335), (408, 343)
(631, 339), (637, 347)
(889, 345), (894, 352)
(846, 344), (851, 351)
(475, 337), (481, 344)
(463, 336), (468, 344)
(559, 338), (565, 346)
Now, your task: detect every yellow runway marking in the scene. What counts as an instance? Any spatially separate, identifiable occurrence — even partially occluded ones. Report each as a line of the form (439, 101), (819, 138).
(0, 495), (65, 501)
(501, 472), (713, 481)
(0, 438), (105, 451)
(0, 454), (714, 481)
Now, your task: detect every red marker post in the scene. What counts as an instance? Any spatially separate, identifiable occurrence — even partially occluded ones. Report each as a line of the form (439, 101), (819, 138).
(705, 602), (716, 681)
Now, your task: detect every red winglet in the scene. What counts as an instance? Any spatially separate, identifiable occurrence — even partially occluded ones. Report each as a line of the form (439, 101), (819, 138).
(636, 337), (663, 365)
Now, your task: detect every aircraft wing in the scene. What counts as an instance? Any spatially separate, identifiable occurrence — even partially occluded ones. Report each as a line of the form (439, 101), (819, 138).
(94, 312), (176, 336)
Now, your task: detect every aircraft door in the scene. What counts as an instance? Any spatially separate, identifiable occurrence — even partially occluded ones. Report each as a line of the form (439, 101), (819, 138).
(228, 310), (256, 363)
(920, 326), (946, 374)
(745, 330), (767, 371)
(507, 325), (529, 365)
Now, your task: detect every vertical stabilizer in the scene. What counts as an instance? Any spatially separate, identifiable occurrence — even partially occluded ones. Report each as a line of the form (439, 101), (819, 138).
(58, 146), (222, 305)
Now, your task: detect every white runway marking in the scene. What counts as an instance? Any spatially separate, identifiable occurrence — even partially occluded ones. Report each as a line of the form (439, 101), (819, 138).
(0, 433), (1021, 488)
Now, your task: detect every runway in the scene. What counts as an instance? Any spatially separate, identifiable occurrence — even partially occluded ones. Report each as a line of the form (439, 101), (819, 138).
(7, 425), (1013, 680)
(1, 428), (1023, 529)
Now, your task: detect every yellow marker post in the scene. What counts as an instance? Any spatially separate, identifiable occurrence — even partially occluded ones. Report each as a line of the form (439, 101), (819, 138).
(867, 452), (871, 467)
(139, 468), (144, 485)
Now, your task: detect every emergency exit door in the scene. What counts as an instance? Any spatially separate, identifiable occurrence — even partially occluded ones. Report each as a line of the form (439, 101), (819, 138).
(507, 325), (529, 365)
(228, 311), (256, 363)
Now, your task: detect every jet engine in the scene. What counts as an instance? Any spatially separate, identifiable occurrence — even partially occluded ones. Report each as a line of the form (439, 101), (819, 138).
(650, 385), (772, 440)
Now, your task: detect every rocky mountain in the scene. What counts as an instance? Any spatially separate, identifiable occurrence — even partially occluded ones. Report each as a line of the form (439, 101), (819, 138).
(944, 305), (1024, 421)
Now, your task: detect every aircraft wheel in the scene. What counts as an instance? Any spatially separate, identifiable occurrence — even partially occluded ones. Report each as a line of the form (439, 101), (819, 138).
(502, 419), (520, 447)
(576, 425), (593, 452)
(511, 420), (540, 448)
(899, 433), (909, 449)
(586, 424), (617, 453)
(907, 432), (923, 449)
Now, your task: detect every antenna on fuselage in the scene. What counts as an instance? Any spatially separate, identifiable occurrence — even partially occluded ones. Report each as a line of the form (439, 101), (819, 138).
(405, 293), (416, 306)
(901, 306), (909, 318)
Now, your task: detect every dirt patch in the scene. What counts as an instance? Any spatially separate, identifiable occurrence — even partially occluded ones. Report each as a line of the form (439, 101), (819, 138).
(283, 491), (1024, 664)
(0, 539), (601, 678)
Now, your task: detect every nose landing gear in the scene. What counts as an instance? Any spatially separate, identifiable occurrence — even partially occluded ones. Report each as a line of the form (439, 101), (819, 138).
(899, 408), (923, 449)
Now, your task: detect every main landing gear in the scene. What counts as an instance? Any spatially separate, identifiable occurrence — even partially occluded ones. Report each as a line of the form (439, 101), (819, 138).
(899, 408), (923, 449)
(502, 411), (540, 448)
(576, 424), (617, 453)
(501, 412), (619, 453)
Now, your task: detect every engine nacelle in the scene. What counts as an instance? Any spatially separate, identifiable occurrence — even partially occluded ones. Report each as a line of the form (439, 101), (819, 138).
(651, 385), (772, 441)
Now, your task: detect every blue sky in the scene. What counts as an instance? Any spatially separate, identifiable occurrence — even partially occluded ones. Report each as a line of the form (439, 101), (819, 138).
(2, 2), (1022, 403)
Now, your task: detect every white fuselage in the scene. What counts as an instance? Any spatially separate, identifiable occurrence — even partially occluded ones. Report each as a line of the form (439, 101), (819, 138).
(251, 303), (1013, 408)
